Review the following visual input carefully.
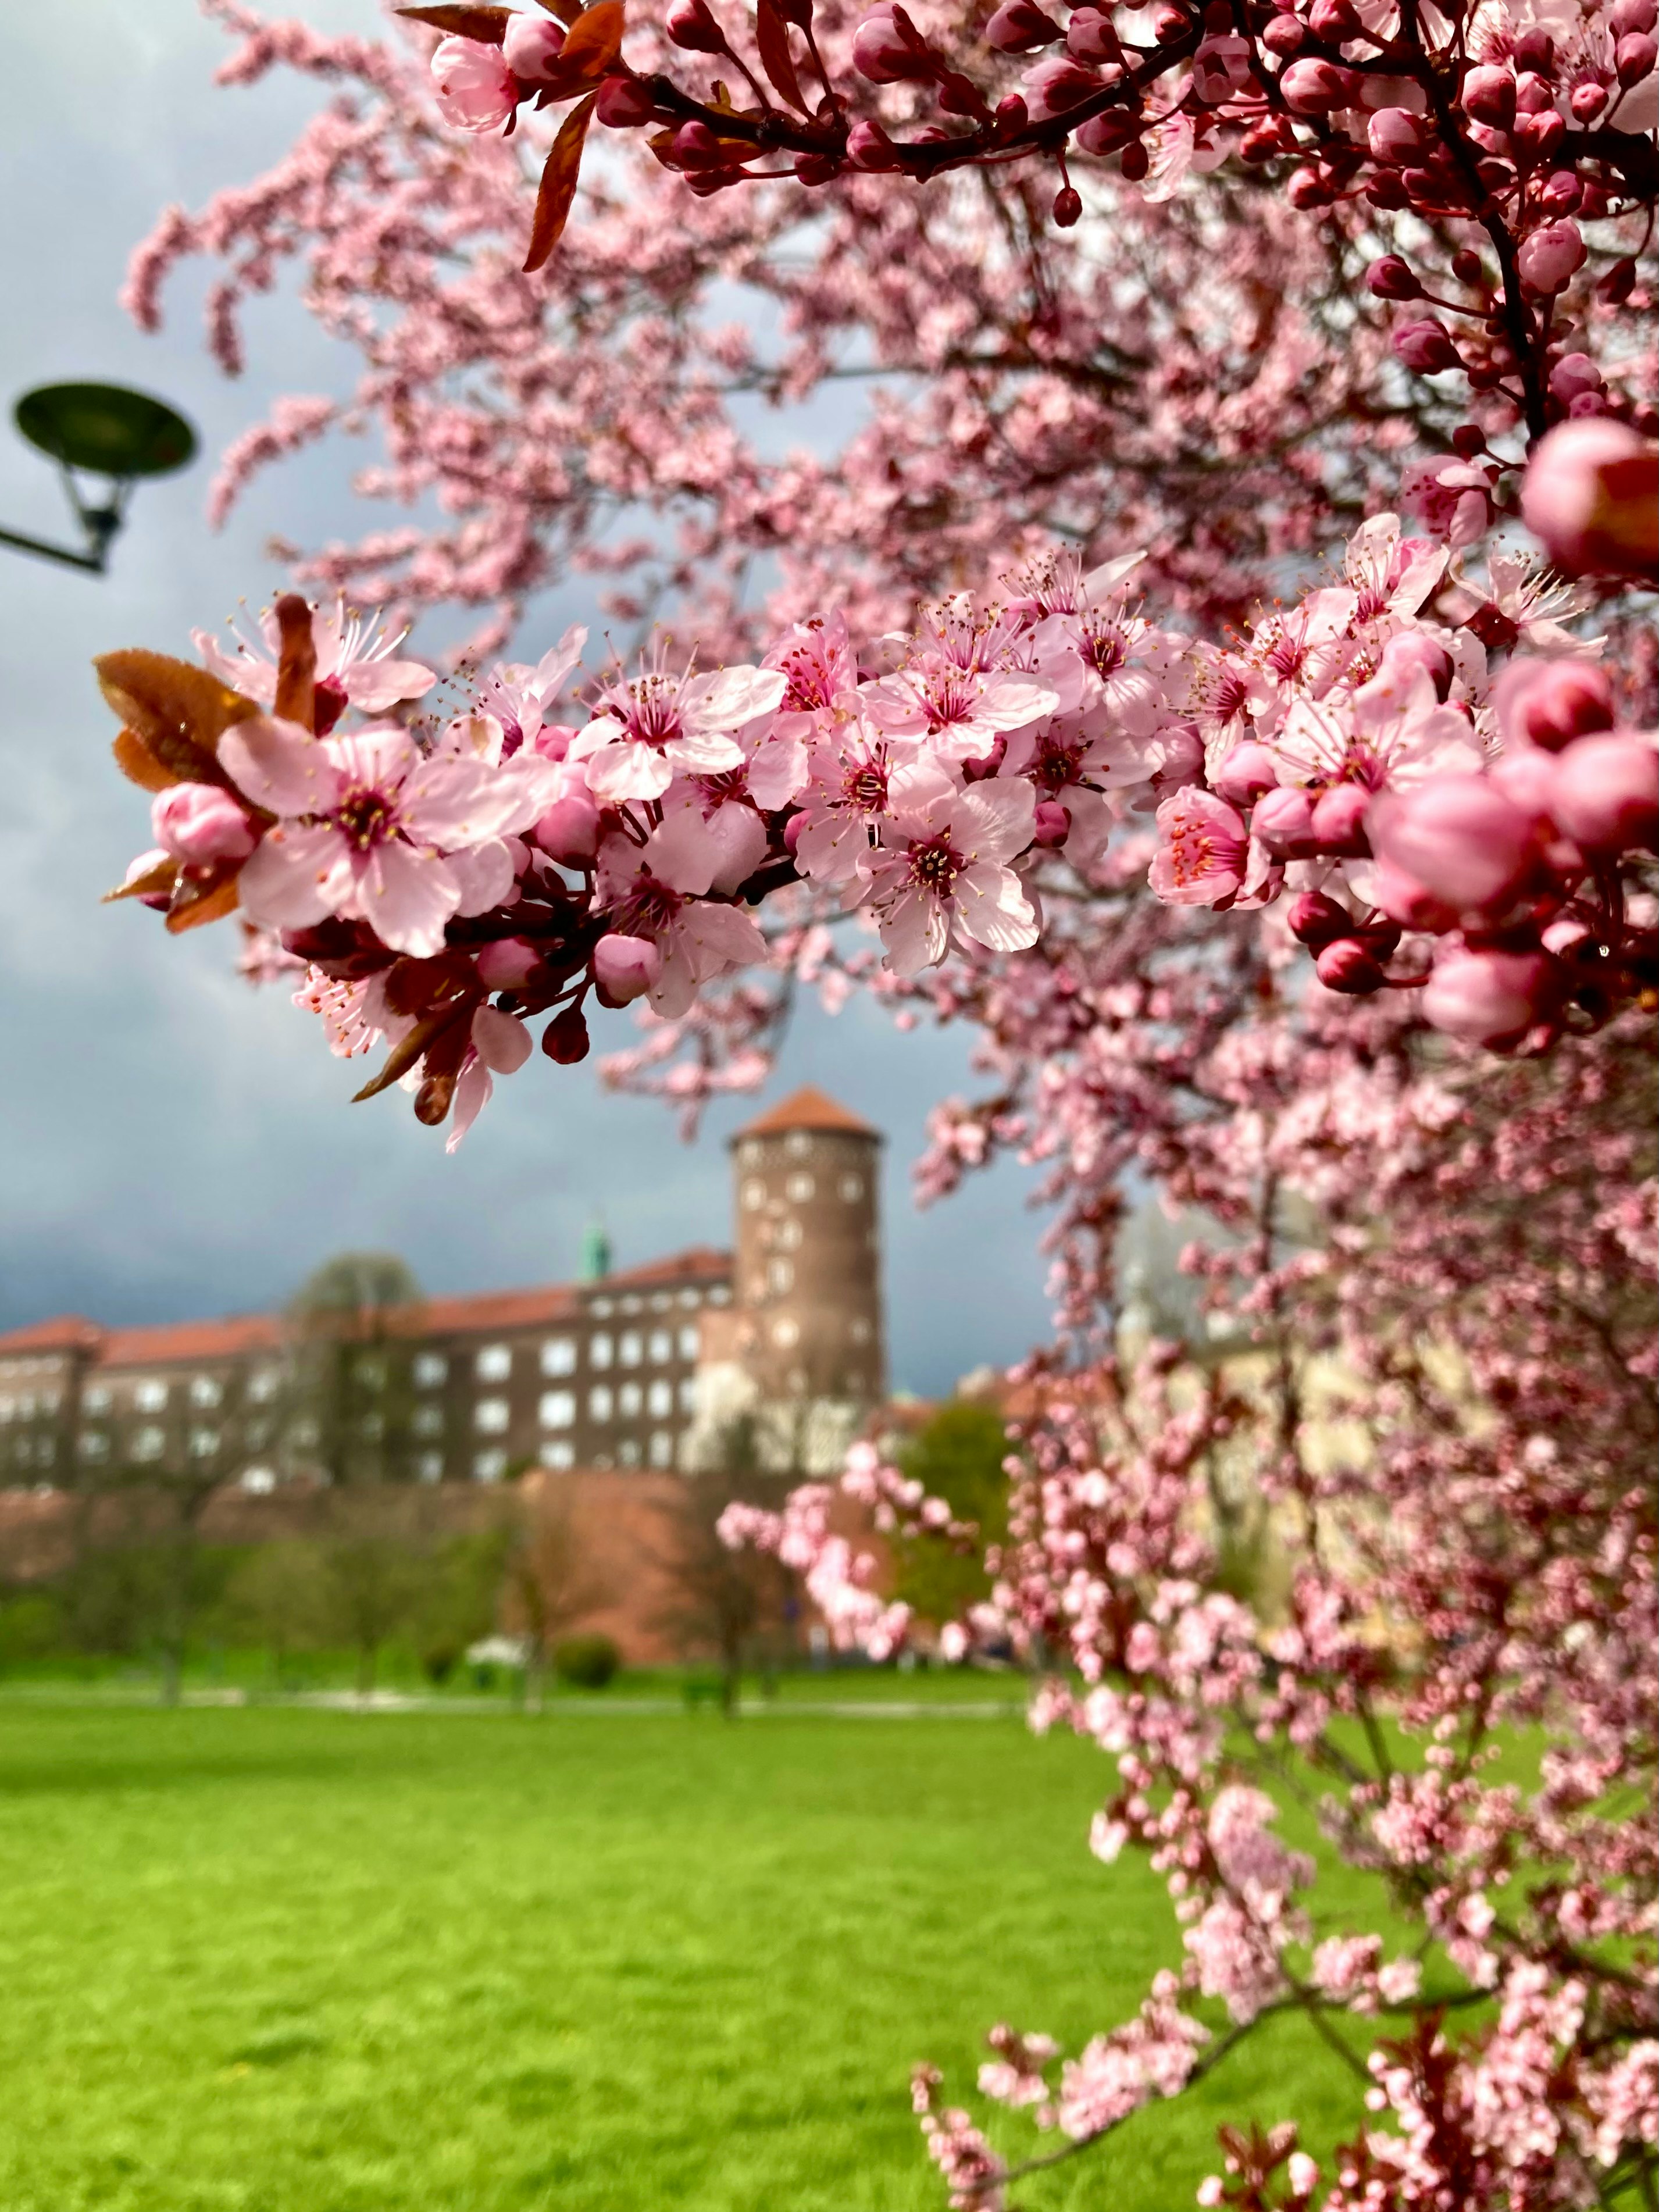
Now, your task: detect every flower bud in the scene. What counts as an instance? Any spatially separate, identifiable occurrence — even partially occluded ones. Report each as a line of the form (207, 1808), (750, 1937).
(666, 0), (727, 50)
(1075, 108), (1140, 153)
(595, 74), (658, 126)
(1311, 782), (1371, 854)
(1368, 107), (1423, 161)
(1022, 55), (1105, 116)
(431, 35), (518, 134)
(1569, 79), (1609, 120)
(533, 789), (601, 863)
(1512, 108), (1565, 159)
(1537, 168), (1582, 213)
(1032, 798), (1072, 845)
(1279, 56), (1358, 111)
(473, 936), (541, 990)
(502, 10), (566, 78)
(1066, 6), (1119, 59)
(1460, 63), (1515, 127)
(1287, 889), (1350, 947)
(847, 117), (902, 168)
(542, 1007), (592, 1064)
(1510, 659), (1614, 751)
(1613, 0), (1658, 31)
(1253, 784), (1319, 857)
(1616, 30), (1657, 81)
(593, 932), (662, 1005)
(1053, 184), (1083, 227)
(1261, 13), (1305, 53)
(1369, 776), (1539, 912)
(852, 5), (934, 81)
(1512, 27), (1555, 72)
(1549, 351), (1603, 405)
(1421, 948), (1556, 1046)
(1377, 630), (1455, 699)
(1211, 740), (1279, 806)
(1315, 937), (1387, 993)
(1549, 733), (1659, 853)
(1367, 253), (1422, 300)
(1517, 219), (1586, 295)
(987, 0), (1062, 51)
(1118, 140), (1150, 180)
(1369, 855), (1458, 933)
(1393, 320), (1462, 375)
(1520, 419), (1659, 577)
(151, 782), (258, 866)
(1308, 0), (1361, 38)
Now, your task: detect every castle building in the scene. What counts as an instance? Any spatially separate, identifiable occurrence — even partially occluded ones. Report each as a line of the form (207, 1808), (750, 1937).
(0, 1089), (886, 1493)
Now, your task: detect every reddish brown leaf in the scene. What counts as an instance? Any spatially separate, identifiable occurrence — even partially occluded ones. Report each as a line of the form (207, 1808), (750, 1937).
(94, 650), (258, 786)
(394, 3), (513, 40)
(536, 0), (586, 23)
(112, 728), (179, 794)
(554, 0), (623, 76)
(102, 855), (179, 905)
(272, 593), (318, 730)
(524, 91), (598, 273)
(755, 0), (809, 113)
(165, 869), (242, 935)
(351, 1000), (473, 1103)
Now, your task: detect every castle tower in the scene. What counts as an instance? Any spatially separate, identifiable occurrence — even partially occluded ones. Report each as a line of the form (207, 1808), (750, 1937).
(685, 1086), (884, 1474)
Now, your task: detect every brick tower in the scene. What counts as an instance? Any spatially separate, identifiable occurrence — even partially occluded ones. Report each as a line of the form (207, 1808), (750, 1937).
(686, 1086), (884, 1473)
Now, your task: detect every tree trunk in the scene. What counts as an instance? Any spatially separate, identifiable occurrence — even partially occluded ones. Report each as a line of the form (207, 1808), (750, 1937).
(158, 1644), (183, 1707)
(356, 1640), (377, 1697)
(524, 1646), (547, 1715)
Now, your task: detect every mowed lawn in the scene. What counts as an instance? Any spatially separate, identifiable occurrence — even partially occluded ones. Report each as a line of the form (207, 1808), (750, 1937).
(0, 1705), (1364, 2211)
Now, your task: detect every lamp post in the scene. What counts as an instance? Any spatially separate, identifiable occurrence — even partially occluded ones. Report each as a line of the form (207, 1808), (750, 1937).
(2, 382), (197, 576)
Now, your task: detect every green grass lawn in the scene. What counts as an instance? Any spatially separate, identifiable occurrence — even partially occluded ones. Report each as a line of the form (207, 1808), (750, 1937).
(0, 1704), (1371, 2211)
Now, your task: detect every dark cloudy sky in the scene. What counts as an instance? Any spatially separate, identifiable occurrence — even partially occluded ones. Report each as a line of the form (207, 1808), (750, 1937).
(0, 0), (1054, 1394)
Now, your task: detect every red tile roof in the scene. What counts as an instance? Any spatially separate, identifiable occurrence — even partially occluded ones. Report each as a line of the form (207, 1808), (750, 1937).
(0, 1314), (103, 1357)
(99, 1315), (283, 1368)
(733, 1086), (879, 1140)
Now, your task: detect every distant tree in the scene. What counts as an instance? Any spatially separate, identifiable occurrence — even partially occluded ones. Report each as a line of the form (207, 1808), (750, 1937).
(412, 1521), (514, 1687)
(315, 1485), (431, 1694)
(651, 1420), (796, 1717)
(502, 1480), (612, 1714)
(889, 1401), (1011, 1635)
(284, 1252), (424, 1487)
(214, 1540), (333, 1687)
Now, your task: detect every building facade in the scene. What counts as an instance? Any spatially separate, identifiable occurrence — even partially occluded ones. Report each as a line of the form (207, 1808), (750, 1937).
(0, 1089), (886, 1493)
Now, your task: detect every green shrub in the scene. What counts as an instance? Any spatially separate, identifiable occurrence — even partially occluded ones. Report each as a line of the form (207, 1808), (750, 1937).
(553, 1633), (620, 1690)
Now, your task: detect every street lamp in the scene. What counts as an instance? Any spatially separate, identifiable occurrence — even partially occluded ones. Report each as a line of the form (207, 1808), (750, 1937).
(2, 382), (197, 576)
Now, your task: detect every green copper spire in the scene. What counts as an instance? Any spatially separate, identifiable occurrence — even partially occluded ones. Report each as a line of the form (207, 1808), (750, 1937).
(578, 1220), (612, 1282)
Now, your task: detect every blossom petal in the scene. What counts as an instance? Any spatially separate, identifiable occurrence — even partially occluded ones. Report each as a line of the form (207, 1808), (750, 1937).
(220, 717), (342, 818)
(356, 840), (460, 957)
(235, 822), (348, 929)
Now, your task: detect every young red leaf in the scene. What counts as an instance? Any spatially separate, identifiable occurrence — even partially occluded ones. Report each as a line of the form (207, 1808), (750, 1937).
(524, 91), (598, 272)
(550, 0), (623, 79)
(272, 593), (318, 732)
(102, 855), (179, 905)
(94, 650), (258, 786)
(112, 728), (180, 794)
(394, 3), (514, 40)
(755, 0), (809, 112)
(165, 869), (242, 934)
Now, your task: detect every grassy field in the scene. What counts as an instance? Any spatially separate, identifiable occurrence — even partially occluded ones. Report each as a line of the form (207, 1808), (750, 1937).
(0, 1703), (1371, 2212)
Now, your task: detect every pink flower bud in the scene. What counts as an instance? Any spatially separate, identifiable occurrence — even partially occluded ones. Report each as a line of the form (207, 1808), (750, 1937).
(473, 936), (541, 990)
(502, 10), (566, 79)
(151, 782), (258, 866)
(431, 35), (518, 134)
(1311, 782), (1371, 854)
(1461, 63), (1516, 127)
(1518, 219), (1586, 294)
(1316, 937), (1387, 993)
(1549, 351), (1603, 404)
(1508, 659), (1614, 751)
(595, 74), (658, 126)
(1261, 12), (1304, 51)
(1512, 106), (1565, 159)
(1569, 79), (1608, 120)
(1548, 733), (1659, 854)
(1279, 56), (1358, 112)
(847, 117), (902, 167)
(1368, 108), (1423, 162)
(1369, 776), (1539, 913)
(1065, 6), (1119, 59)
(666, 0), (727, 50)
(1421, 948), (1556, 1046)
(1021, 54), (1104, 116)
(1253, 784), (1319, 857)
(852, 5), (934, 81)
(542, 1007), (591, 1064)
(1615, 30), (1657, 82)
(1211, 741), (1278, 806)
(1367, 254), (1422, 301)
(593, 932), (662, 1005)
(1369, 854), (1459, 933)
(1376, 629), (1454, 698)
(1488, 745), (1559, 817)
(1287, 890), (1350, 947)
(1537, 168), (1582, 213)
(782, 810), (808, 856)
(1613, 0), (1658, 33)
(1394, 320), (1462, 375)
(1032, 798), (1071, 846)
(987, 0), (1061, 52)
(533, 789), (601, 863)
(1520, 419), (1659, 577)
(1075, 108), (1138, 153)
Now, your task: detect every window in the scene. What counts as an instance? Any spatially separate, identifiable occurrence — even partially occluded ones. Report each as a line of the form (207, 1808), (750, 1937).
(677, 1325), (700, 1361)
(619, 1438), (641, 1467)
(0, 1398), (10, 1422)
(840, 1173), (865, 1202)
(588, 1385), (613, 1422)
(767, 1259), (794, 1295)
(619, 1330), (643, 1367)
(775, 1218), (802, 1250)
(649, 1431), (673, 1467)
(360, 1410), (384, 1441)
(647, 1380), (672, 1419)
(539, 1390), (575, 1430)
(679, 1287), (701, 1308)
(647, 1329), (672, 1364)
(84, 1383), (112, 1415)
(473, 1450), (507, 1483)
(618, 1381), (643, 1418)
(650, 1293), (672, 1312)
(589, 1296), (613, 1318)
(850, 1317), (873, 1344)
(739, 1139), (763, 1167)
(786, 1172), (815, 1203)
(543, 1440), (575, 1471)
(355, 1356), (387, 1392)
(785, 1132), (813, 1159)
(79, 1432), (109, 1462)
(246, 1419), (272, 1450)
(540, 1337), (576, 1377)
(414, 1352), (448, 1389)
(416, 1451), (445, 1483)
(620, 1295), (643, 1315)
(240, 1466), (277, 1496)
(590, 1333), (613, 1370)
(291, 1417), (319, 1448)
(475, 1343), (512, 1382)
(249, 1366), (281, 1402)
(773, 1317), (801, 1348)
(678, 1378), (698, 1414)
(709, 1285), (732, 1307)
(474, 1398), (511, 1434)
(190, 1427), (220, 1458)
(413, 1404), (444, 1437)
(743, 1178), (766, 1211)
(134, 1426), (165, 1461)
(134, 1379), (167, 1413)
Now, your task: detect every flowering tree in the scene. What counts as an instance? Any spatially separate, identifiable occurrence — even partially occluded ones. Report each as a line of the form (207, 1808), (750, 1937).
(94, 0), (1659, 2200)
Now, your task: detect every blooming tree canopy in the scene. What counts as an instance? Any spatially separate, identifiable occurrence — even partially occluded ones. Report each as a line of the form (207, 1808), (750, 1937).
(95, 0), (1657, 2201)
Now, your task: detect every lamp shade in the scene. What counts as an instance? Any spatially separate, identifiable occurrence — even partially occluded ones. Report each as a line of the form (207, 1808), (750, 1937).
(14, 383), (197, 479)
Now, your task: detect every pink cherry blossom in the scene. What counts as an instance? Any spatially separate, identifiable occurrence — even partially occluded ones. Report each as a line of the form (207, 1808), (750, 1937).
(195, 598), (435, 726)
(856, 761), (1039, 973)
(430, 35), (517, 134)
(569, 658), (787, 805)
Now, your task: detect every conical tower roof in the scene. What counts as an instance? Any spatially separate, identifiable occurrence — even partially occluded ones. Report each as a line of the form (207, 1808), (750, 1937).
(732, 1085), (880, 1141)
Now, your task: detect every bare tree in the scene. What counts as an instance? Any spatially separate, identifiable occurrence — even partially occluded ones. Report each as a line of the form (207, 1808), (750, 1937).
(650, 1420), (797, 1717)
(500, 1478), (614, 1714)
(283, 1252), (423, 1487)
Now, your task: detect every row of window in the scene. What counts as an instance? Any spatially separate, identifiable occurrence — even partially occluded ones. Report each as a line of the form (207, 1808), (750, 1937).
(585, 1285), (727, 1318)
(449, 1325), (701, 1387)
(429, 1429), (680, 1483)
(741, 1171), (864, 1211)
